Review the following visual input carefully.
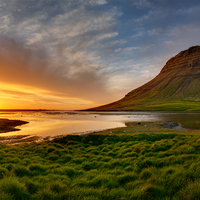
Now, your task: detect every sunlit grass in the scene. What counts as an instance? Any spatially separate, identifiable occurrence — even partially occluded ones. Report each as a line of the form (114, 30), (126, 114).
(145, 100), (200, 111)
(0, 123), (199, 199)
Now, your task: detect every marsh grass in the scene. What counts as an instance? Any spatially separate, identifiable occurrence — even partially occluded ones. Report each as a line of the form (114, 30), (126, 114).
(0, 124), (199, 199)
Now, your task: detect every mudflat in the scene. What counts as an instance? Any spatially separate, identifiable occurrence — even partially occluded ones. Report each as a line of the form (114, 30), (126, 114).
(0, 119), (35, 145)
(0, 119), (29, 133)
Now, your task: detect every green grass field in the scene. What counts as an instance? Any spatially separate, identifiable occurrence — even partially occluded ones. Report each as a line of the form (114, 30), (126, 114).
(91, 98), (200, 111)
(144, 101), (200, 111)
(0, 123), (200, 199)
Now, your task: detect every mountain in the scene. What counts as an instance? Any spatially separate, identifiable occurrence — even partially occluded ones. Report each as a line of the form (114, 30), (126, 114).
(88, 46), (200, 111)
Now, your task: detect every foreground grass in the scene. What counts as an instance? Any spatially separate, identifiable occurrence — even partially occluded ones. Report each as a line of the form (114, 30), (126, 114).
(0, 123), (200, 199)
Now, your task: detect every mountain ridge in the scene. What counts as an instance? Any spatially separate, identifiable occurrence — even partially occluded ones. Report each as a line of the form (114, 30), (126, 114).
(88, 46), (200, 111)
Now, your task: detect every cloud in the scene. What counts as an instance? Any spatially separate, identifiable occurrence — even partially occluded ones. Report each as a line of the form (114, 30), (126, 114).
(175, 6), (200, 15)
(147, 28), (163, 36)
(0, 0), (124, 108)
(127, 0), (151, 8)
(0, 37), (113, 108)
(0, 0), (120, 51)
(88, 0), (108, 5)
(0, 0), (200, 109)
(0, 88), (93, 106)
(163, 24), (200, 54)
(134, 11), (154, 22)
(0, 15), (10, 32)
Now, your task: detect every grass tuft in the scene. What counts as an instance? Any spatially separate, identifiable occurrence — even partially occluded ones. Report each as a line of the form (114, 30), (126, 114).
(0, 178), (30, 199)
(0, 123), (199, 199)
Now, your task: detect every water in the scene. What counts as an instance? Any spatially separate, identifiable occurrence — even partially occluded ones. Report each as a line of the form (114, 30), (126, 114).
(0, 111), (200, 138)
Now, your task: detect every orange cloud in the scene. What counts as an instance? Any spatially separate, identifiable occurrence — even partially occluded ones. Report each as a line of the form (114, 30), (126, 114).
(0, 82), (94, 110)
(0, 38), (114, 110)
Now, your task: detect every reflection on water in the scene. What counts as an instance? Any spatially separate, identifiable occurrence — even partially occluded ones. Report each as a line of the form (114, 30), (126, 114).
(0, 111), (200, 137)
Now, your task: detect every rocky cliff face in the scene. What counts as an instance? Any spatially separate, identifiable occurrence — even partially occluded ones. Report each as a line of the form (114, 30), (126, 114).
(161, 46), (200, 76)
(88, 46), (200, 111)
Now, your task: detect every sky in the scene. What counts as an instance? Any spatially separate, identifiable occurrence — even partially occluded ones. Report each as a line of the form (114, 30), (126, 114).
(0, 0), (200, 110)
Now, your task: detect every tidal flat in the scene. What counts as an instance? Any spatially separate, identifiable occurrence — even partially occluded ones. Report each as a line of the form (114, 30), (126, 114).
(0, 121), (200, 199)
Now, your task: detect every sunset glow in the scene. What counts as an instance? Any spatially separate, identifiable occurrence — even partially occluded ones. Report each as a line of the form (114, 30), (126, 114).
(0, 82), (94, 110)
(0, 0), (200, 110)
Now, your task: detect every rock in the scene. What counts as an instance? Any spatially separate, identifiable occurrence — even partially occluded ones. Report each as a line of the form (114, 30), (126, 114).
(163, 122), (180, 129)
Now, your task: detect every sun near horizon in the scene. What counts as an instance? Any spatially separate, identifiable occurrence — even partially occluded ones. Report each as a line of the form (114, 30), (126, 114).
(0, 82), (100, 111)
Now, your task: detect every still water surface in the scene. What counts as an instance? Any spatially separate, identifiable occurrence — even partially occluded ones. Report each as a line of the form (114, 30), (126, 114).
(0, 111), (200, 137)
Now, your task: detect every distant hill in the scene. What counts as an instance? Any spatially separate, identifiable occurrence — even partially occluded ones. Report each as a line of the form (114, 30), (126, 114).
(88, 46), (200, 111)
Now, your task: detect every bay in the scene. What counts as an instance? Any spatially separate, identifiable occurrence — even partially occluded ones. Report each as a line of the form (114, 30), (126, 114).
(0, 111), (200, 138)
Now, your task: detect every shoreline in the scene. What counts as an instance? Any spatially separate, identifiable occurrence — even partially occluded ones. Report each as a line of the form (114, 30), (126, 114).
(0, 127), (117, 145)
(0, 118), (29, 133)
(0, 118), (119, 145)
(0, 117), (188, 145)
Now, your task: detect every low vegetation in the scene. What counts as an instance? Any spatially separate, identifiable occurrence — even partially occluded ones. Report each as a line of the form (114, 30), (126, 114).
(0, 123), (200, 199)
(144, 100), (200, 111)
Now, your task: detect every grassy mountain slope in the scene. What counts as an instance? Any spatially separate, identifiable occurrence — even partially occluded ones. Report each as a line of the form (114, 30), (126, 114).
(89, 46), (200, 111)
